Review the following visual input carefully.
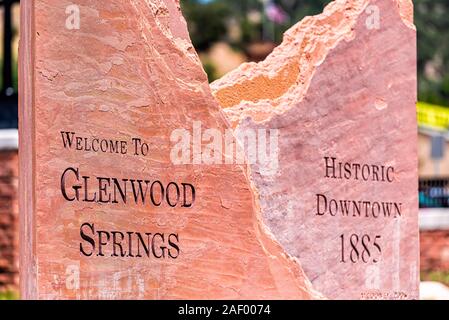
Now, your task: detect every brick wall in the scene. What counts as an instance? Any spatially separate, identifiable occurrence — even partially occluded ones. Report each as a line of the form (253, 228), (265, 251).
(0, 150), (19, 292)
(420, 230), (449, 272)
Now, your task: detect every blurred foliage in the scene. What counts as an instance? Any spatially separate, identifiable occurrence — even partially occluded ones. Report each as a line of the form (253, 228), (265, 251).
(181, 0), (232, 50)
(182, 0), (329, 48)
(182, 0), (447, 106)
(421, 271), (449, 286)
(415, 0), (449, 106)
(0, 291), (19, 300)
(202, 58), (219, 82)
(0, 58), (18, 92)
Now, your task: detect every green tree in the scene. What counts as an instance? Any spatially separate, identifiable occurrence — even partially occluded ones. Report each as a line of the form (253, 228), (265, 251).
(181, 0), (232, 50)
(415, 0), (449, 106)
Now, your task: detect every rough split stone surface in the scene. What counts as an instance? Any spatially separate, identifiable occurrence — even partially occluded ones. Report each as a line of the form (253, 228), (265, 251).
(19, 0), (320, 299)
(212, 0), (419, 299)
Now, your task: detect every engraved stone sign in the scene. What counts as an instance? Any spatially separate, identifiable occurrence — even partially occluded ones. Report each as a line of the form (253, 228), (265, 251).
(19, 0), (419, 300)
(19, 0), (318, 299)
(211, 0), (419, 300)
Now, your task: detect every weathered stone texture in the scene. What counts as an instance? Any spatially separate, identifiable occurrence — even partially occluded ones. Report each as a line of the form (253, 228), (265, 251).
(212, 0), (419, 299)
(20, 0), (318, 300)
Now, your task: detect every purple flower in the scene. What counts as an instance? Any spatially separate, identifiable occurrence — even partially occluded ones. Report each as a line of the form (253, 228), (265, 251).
(265, 2), (288, 24)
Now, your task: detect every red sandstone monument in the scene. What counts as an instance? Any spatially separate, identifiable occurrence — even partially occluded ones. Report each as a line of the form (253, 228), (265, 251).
(19, 0), (418, 300)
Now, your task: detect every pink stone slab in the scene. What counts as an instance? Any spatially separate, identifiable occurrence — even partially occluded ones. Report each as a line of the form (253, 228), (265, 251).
(212, 0), (419, 300)
(19, 0), (318, 300)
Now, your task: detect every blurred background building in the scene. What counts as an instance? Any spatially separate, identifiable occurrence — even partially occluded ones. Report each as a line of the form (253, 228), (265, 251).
(0, 0), (19, 298)
(0, 0), (449, 298)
